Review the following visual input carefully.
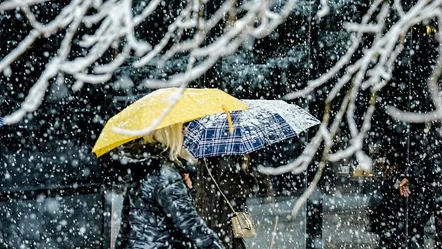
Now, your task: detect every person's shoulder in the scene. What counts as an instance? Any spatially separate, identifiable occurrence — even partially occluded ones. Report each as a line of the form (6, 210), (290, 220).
(157, 163), (183, 185)
(145, 163), (184, 197)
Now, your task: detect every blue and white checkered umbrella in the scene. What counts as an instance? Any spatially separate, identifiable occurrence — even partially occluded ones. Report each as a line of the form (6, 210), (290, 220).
(183, 100), (320, 158)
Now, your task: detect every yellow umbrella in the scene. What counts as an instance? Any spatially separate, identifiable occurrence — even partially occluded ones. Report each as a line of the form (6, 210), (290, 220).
(92, 88), (248, 157)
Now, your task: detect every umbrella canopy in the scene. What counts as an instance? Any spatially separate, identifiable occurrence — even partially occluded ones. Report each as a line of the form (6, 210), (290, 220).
(183, 99), (320, 158)
(92, 88), (248, 158)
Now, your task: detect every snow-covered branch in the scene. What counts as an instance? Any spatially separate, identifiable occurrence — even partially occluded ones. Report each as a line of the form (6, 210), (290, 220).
(0, 0), (50, 11)
(2, 0), (303, 125)
(3, 0), (442, 219)
(278, 0), (442, 175)
(257, 0), (442, 217)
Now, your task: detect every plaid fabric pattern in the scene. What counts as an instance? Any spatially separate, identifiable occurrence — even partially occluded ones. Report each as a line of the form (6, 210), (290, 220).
(0, 117), (4, 127)
(242, 99), (320, 134)
(183, 110), (297, 158)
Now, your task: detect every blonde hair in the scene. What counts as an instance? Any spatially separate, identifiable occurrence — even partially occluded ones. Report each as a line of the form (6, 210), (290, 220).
(143, 123), (195, 163)
(242, 154), (250, 174)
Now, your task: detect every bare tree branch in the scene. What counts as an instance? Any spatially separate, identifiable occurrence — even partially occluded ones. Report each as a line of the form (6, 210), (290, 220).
(3, 0), (442, 219)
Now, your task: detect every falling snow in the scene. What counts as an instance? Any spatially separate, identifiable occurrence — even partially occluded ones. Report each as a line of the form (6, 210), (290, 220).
(1, 0), (442, 248)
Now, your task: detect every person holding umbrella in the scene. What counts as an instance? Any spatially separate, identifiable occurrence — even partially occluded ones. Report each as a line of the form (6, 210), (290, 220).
(194, 150), (288, 249)
(110, 123), (225, 249)
(184, 99), (320, 249)
(194, 155), (260, 249)
(92, 88), (249, 249)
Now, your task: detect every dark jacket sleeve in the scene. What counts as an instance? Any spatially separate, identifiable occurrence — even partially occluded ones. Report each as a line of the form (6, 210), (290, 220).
(156, 168), (225, 249)
(401, 128), (440, 187)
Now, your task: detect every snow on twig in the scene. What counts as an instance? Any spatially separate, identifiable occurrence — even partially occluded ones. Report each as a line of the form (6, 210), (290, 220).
(3, 0), (304, 125)
(4, 0), (94, 124)
(0, 0), (50, 11)
(3, 2), (442, 212)
(112, 85), (189, 137)
(317, 0), (329, 18)
(280, 0), (442, 176)
(261, 2), (442, 219)
(0, 0), (78, 73)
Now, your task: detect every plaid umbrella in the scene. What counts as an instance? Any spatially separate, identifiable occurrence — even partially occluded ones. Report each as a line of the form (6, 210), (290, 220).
(183, 100), (320, 158)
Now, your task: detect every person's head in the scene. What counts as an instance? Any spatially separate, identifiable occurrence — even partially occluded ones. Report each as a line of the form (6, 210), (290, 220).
(143, 123), (195, 163)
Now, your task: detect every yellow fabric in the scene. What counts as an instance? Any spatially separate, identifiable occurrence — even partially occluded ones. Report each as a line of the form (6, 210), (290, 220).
(92, 88), (248, 157)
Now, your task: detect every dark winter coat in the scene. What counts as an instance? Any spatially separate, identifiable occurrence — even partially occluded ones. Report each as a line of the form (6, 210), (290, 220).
(400, 126), (442, 248)
(402, 129), (442, 195)
(195, 156), (260, 249)
(113, 142), (224, 249)
(366, 176), (402, 236)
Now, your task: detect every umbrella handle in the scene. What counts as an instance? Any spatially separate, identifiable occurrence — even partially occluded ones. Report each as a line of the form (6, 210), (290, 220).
(222, 104), (234, 133)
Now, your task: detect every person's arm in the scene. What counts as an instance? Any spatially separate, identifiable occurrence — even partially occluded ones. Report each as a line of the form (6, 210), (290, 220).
(156, 170), (224, 249)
